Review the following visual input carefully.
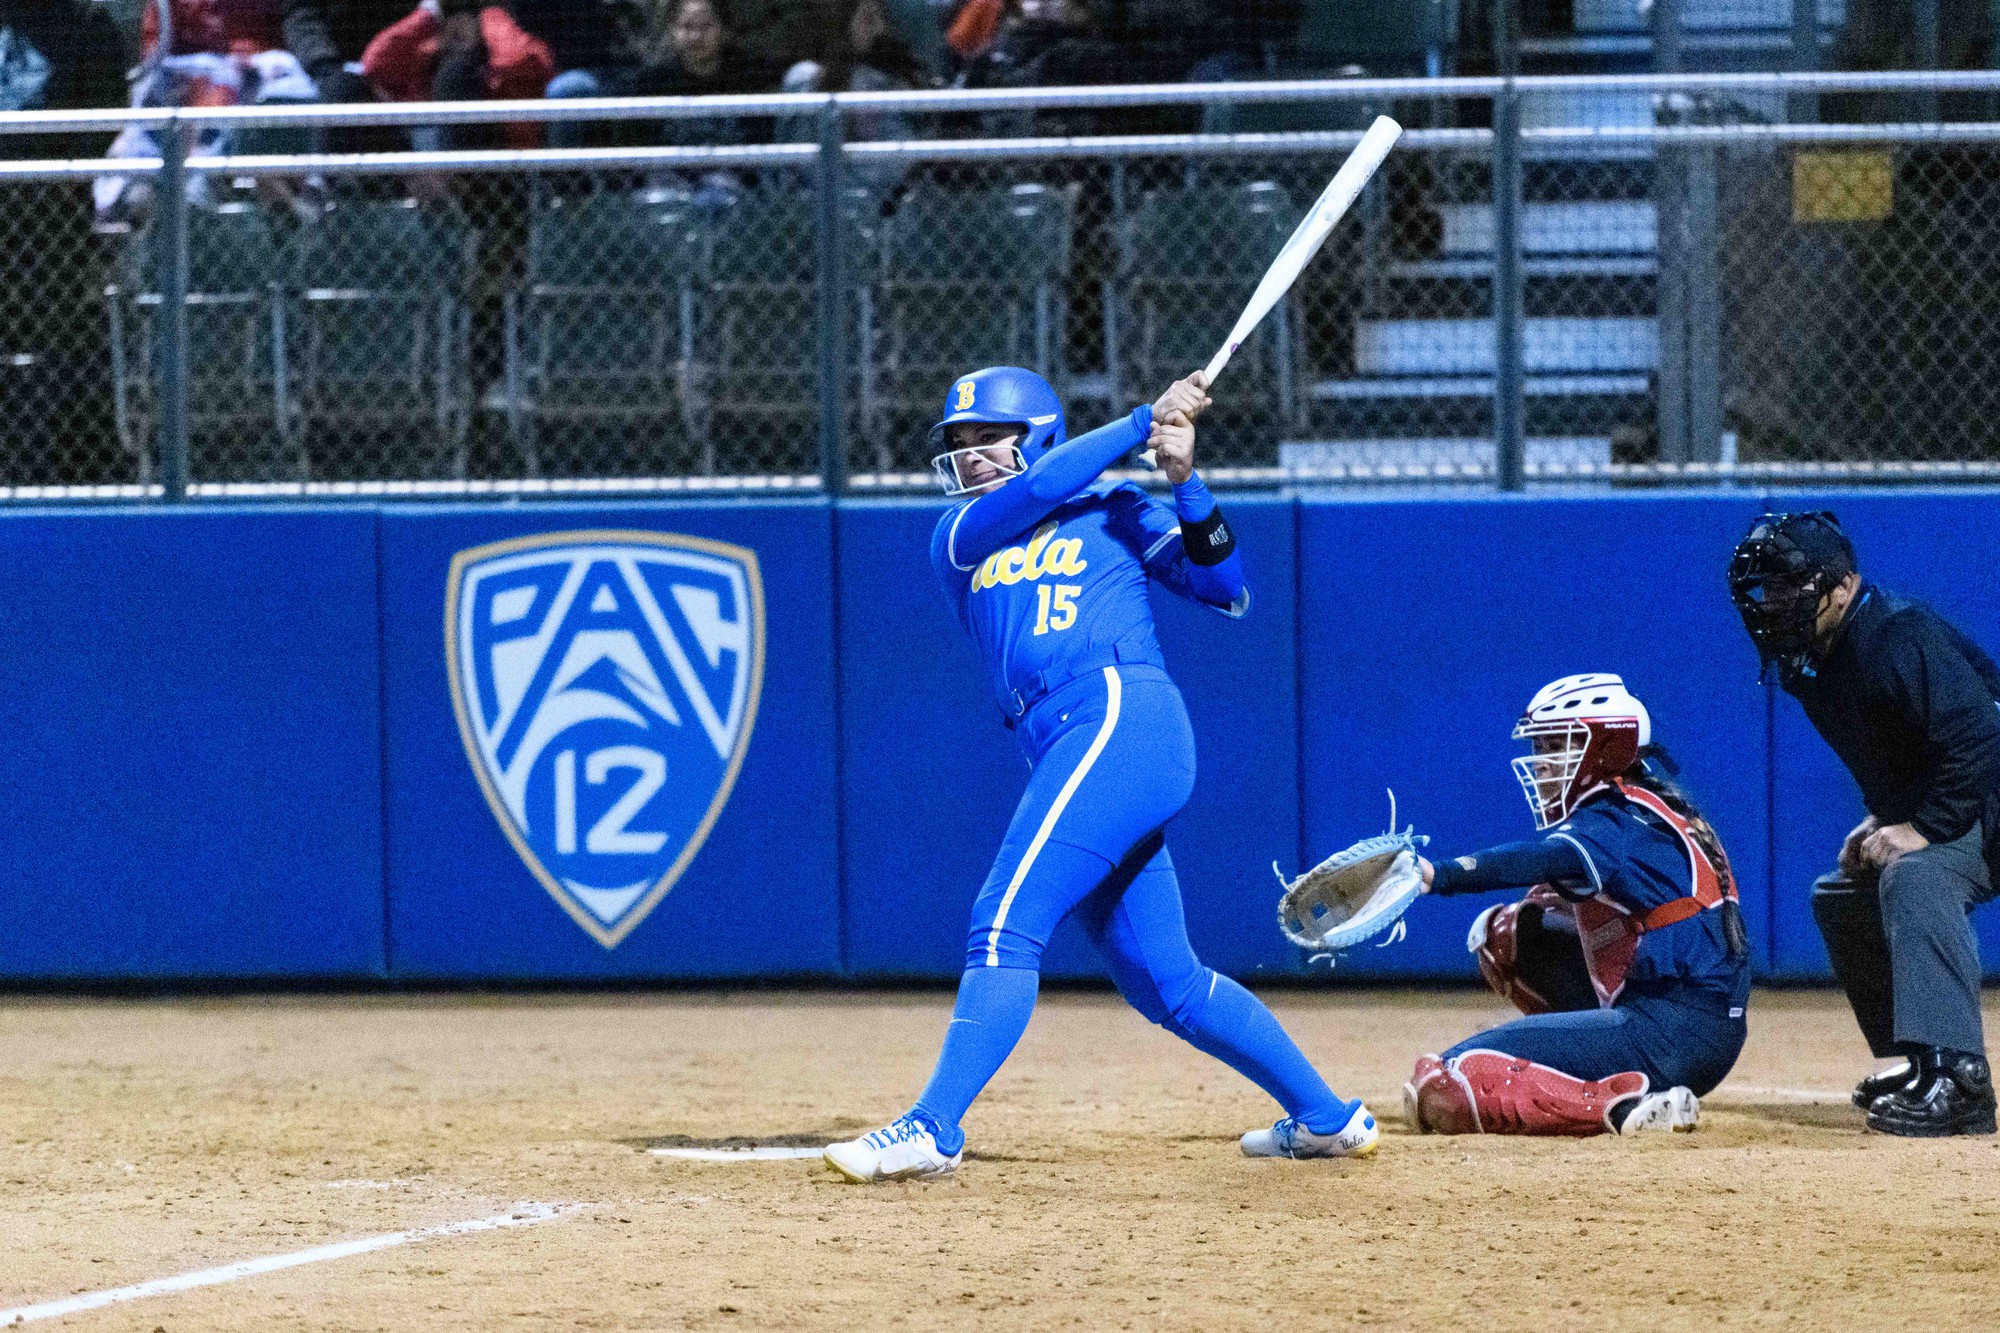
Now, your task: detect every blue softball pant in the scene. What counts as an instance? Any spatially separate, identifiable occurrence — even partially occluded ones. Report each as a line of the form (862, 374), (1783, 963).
(915, 663), (1351, 1136)
(967, 664), (1204, 1007)
(1442, 991), (1747, 1097)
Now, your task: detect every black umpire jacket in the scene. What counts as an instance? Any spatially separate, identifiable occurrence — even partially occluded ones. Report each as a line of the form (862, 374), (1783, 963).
(1783, 583), (2000, 879)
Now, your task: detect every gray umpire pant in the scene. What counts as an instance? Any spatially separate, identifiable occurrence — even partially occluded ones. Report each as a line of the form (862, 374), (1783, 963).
(1811, 824), (1993, 1058)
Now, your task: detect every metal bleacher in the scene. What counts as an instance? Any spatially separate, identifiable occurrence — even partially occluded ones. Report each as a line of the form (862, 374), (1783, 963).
(1281, 0), (1836, 470)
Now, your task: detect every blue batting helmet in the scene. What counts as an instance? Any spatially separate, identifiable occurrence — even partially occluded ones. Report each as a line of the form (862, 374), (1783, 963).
(928, 366), (1067, 463)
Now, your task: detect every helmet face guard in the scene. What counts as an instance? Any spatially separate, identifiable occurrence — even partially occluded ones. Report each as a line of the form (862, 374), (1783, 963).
(928, 367), (1065, 495)
(1727, 512), (1854, 676)
(1511, 717), (1643, 829)
(930, 435), (1026, 497)
(1509, 674), (1650, 829)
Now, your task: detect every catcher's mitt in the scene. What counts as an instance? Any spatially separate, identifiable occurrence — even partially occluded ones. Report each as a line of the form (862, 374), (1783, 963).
(1275, 797), (1428, 952)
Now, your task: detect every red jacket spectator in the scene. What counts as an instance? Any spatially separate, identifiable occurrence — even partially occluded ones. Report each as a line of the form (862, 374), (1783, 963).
(361, 4), (553, 146)
(946, 0), (1003, 61)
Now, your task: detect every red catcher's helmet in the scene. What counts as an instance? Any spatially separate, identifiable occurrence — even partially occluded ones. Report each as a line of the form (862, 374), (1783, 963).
(1509, 673), (1651, 829)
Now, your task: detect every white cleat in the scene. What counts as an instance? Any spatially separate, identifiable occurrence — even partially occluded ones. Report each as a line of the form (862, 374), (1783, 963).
(1618, 1087), (1700, 1136)
(824, 1114), (962, 1183)
(1241, 1104), (1379, 1159)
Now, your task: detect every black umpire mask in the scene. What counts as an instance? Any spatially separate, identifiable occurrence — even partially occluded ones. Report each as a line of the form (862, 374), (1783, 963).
(1727, 511), (1857, 679)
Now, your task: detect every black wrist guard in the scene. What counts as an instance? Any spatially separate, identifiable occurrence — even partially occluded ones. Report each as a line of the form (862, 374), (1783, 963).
(1180, 507), (1236, 566)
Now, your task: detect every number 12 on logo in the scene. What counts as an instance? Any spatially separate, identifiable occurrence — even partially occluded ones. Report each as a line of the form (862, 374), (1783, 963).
(1032, 583), (1081, 635)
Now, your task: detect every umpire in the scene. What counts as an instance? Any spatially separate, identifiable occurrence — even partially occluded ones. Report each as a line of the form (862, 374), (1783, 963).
(1729, 511), (2000, 1137)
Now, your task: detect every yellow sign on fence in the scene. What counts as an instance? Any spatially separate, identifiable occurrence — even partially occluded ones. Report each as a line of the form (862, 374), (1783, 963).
(1793, 149), (1894, 223)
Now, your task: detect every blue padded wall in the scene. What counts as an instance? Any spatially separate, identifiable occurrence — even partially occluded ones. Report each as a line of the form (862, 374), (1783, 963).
(377, 503), (841, 979)
(0, 508), (386, 979)
(3, 488), (1997, 983)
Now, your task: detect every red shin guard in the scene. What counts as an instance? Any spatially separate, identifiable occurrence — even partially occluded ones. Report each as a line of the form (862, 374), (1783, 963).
(1408, 1050), (1647, 1136)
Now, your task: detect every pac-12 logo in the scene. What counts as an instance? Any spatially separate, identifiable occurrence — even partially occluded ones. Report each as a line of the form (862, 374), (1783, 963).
(445, 531), (764, 948)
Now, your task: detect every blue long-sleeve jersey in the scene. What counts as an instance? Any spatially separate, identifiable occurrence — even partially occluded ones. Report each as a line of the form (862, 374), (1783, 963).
(929, 406), (1248, 714)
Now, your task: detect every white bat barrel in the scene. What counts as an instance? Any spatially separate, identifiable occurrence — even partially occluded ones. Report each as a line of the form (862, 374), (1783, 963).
(1202, 114), (1403, 386)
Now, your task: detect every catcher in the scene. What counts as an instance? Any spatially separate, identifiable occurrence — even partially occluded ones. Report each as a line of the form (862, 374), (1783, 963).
(1401, 673), (1751, 1136)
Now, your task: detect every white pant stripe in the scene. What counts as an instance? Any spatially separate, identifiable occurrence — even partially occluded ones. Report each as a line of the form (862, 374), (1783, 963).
(984, 666), (1123, 967)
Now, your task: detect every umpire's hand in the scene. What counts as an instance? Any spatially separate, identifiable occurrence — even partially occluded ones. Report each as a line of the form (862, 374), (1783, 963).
(1862, 821), (1929, 869)
(1838, 815), (1880, 879)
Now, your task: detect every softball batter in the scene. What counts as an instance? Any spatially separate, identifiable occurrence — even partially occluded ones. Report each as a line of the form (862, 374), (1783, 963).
(825, 366), (1374, 1182)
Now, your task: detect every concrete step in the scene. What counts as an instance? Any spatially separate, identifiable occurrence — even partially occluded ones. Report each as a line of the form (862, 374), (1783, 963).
(1436, 201), (1657, 258)
(1278, 436), (1612, 474)
(1572, 0), (1843, 33)
(1308, 373), (1649, 401)
(1355, 317), (1657, 377)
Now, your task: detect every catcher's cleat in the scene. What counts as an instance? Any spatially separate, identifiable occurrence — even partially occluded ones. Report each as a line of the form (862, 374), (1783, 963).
(823, 1113), (962, 1183)
(1852, 1058), (1916, 1110)
(1240, 1104), (1379, 1160)
(1616, 1087), (1700, 1136)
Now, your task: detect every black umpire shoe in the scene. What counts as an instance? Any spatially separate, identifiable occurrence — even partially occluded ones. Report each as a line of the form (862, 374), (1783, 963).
(1852, 1058), (1916, 1110)
(1865, 1048), (1998, 1137)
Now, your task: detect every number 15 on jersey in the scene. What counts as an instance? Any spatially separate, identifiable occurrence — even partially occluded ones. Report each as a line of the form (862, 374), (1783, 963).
(1033, 583), (1081, 635)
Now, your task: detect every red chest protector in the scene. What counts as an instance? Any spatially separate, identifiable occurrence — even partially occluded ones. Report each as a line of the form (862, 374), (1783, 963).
(1563, 781), (1737, 1008)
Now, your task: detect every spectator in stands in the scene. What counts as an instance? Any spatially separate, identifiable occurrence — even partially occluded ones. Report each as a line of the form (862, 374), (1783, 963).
(780, 0), (930, 188)
(282, 0), (405, 104)
(956, 0), (1128, 135)
(552, 0), (780, 145)
(513, 0), (641, 91)
(960, 0), (1120, 87)
(96, 1), (319, 226)
(784, 0), (931, 95)
(0, 0), (128, 123)
(0, 24), (51, 115)
(944, 0), (1003, 64)
(361, 0), (553, 149)
(560, 0), (779, 200)
(630, 0), (779, 101)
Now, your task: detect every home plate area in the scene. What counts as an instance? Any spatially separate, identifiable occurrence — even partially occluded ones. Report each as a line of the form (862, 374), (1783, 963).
(3, 989), (1998, 1331)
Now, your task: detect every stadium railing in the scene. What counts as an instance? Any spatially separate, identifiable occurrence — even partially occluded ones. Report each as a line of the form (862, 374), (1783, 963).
(5, 70), (2000, 499)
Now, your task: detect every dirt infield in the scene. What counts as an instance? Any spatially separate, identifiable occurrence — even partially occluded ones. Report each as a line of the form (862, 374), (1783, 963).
(3, 987), (1998, 1331)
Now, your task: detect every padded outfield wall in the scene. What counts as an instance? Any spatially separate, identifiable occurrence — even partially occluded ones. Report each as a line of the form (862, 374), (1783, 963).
(0, 491), (1993, 984)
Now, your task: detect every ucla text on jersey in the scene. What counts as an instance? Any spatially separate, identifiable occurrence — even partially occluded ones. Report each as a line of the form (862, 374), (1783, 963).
(969, 522), (1088, 593)
(446, 531), (765, 947)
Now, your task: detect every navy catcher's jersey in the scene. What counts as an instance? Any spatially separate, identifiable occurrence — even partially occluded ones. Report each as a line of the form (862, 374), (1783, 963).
(1549, 793), (1751, 1010)
(931, 480), (1207, 713)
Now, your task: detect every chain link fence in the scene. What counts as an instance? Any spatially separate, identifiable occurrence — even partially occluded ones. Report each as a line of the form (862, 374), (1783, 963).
(6, 78), (2000, 498)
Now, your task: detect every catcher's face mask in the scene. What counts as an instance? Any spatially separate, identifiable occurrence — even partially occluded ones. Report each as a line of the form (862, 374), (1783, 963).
(1509, 674), (1648, 829)
(1512, 725), (1589, 829)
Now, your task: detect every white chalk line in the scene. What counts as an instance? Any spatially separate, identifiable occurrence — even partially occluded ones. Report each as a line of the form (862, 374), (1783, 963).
(0, 1202), (583, 1327)
(1710, 1084), (1851, 1103)
(649, 1146), (825, 1162)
